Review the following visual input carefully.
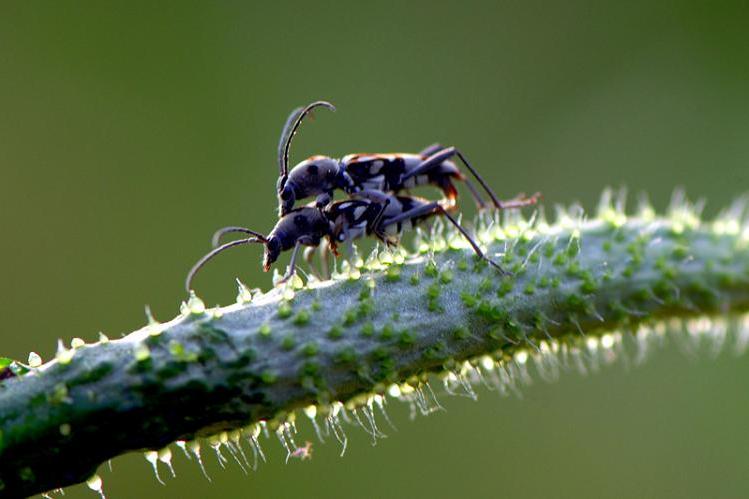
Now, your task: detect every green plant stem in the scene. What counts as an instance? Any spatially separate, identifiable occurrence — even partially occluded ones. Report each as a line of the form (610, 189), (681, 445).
(2, 206), (749, 497)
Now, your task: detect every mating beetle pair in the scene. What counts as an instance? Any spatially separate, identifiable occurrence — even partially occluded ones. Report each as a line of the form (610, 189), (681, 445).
(275, 101), (519, 216)
(185, 101), (539, 291)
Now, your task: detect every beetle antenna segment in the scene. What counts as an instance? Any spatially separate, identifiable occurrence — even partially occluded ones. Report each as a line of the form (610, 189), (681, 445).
(185, 237), (265, 292)
(277, 106), (304, 179)
(211, 227), (268, 248)
(279, 101), (336, 182)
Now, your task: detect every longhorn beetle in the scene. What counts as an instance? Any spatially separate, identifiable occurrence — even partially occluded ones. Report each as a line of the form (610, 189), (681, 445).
(185, 198), (389, 292)
(275, 100), (540, 216)
(185, 191), (505, 291)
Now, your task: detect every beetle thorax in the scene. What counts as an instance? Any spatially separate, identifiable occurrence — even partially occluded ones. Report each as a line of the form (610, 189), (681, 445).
(270, 207), (331, 250)
(287, 156), (341, 198)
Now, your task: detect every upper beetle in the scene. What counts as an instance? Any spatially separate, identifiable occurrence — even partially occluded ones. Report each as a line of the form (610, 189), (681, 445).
(274, 100), (539, 217)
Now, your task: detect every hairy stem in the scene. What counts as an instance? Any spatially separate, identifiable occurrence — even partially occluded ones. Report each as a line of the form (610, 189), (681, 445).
(2, 199), (749, 497)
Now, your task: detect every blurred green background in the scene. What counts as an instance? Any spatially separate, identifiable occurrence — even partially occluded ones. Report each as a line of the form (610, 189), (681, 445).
(2, 1), (749, 498)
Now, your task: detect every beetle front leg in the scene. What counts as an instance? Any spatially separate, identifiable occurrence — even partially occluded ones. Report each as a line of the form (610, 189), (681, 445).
(314, 192), (333, 210)
(278, 236), (317, 285)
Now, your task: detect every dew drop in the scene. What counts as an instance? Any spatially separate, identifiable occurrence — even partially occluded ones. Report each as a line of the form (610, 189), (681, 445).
(144, 305), (158, 325)
(27, 352), (42, 368)
(55, 340), (75, 365)
(480, 355), (494, 371)
(86, 474), (105, 499)
(235, 278), (253, 303)
(601, 334), (615, 349)
(158, 447), (176, 478)
(175, 440), (191, 460)
(386, 384), (401, 398)
(378, 252), (393, 265)
(291, 274), (304, 289)
(326, 402), (349, 455)
(208, 434), (228, 468)
(143, 451), (164, 485)
(276, 426), (293, 463)
(303, 405), (325, 442)
(243, 425), (266, 470)
(585, 337), (599, 351)
(188, 440), (211, 481)
(187, 291), (206, 314)
(228, 429), (252, 471)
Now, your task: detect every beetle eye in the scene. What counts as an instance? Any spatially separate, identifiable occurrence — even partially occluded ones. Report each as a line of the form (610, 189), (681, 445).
(280, 188), (292, 200)
(338, 233), (346, 242)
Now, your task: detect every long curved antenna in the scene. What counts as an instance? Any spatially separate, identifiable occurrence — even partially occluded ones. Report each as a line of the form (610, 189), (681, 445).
(185, 237), (264, 292)
(211, 226), (268, 248)
(277, 106), (303, 177)
(278, 100), (336, 182)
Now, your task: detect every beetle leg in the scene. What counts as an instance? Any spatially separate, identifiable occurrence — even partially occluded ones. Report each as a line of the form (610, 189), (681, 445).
(419, 143), (445, 157)
(382, 201), (508, 274)
(462, 179), (487, 210)
(303, 247), (323, 280)
(278, 236), (317, 284)
(314, 191), (333, 209)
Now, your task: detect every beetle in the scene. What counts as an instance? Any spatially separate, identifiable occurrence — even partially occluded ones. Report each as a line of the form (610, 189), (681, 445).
(185, 191), (505, 291)
(185, 197), (390, 292)
(275, 101), (539, 216)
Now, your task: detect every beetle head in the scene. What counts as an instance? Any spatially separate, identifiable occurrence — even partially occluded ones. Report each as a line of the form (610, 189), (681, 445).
(263, 236), (282, 271)
(277, 177), (296, 217)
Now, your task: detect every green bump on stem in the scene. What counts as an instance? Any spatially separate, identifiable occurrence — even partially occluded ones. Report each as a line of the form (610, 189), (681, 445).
(302, 342), (318, 357)
(258, 323), (272, 338)
(3, 197), (749, 497)
(281, 335), (296, 351)
(328, 325), (343, 339)
(361, 322), (375, 337)
(385, 267), (401, 282)
(293, 310), (310, 326)
(277, 302), (293, 319)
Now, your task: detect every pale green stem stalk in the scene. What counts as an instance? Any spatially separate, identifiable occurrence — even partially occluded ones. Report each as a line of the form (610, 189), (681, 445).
(2, 200), (749, 497)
